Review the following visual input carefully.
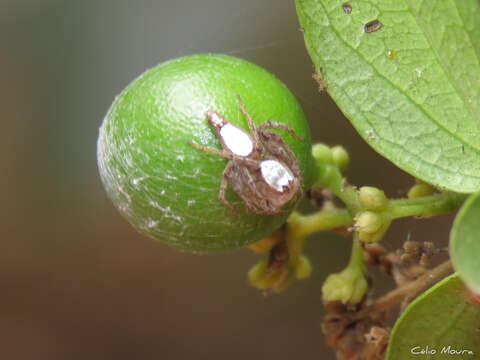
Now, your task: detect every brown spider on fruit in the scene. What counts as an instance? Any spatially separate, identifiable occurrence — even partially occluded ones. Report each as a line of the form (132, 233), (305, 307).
(190, 96), (303, 215)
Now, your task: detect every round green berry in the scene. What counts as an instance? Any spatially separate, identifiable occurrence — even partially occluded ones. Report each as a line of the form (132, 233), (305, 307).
(97, 54), (313, 253)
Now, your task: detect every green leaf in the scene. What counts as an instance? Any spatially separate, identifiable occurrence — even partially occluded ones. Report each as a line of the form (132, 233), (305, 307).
(450, 192), (480, 293)
(296, 0), (480, 193)
(387, 274), (480, 359)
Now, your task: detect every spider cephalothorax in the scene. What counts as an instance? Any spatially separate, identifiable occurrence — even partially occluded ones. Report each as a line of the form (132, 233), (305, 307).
(190, 96), (303, 215)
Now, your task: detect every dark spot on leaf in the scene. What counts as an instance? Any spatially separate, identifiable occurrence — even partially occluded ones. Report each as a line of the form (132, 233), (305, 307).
(313, 71), (328, 92)
(342, 3), (352, 14)
(364, 19), (383, 33)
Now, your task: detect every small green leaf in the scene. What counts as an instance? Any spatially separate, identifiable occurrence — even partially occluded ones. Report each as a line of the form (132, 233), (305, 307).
(387, 274), (480, 359)
(296, 0), (480, 193)
(450, 192), (480, 294)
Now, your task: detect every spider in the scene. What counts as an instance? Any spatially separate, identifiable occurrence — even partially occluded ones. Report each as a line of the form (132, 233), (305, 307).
(190, 96), (303, 215)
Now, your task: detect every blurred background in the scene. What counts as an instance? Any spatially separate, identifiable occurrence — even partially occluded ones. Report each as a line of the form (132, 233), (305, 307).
(1, 1), (455, 359)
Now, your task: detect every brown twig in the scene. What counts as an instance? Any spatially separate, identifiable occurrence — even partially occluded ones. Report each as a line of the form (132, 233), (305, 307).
(354, 260), (453, 320)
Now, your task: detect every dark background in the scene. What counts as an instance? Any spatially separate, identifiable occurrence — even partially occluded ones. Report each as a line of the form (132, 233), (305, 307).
(1, 1), (454, 359)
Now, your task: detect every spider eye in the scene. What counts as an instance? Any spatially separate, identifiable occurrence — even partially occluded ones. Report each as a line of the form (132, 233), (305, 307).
(206, 111), (226, 127)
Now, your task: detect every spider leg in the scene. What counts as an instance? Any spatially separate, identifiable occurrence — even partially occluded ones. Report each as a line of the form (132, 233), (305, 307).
(241, 167), (279, 214)
(259, 132), (300, 172)
(189, 141), (232, 158)
(190, 141), (259, 167)
(237, 95), (260, 143)
(227, 166), (263, 214)
(219, 161), (238, 216)
(238, 170), (265, 213)
(233, 156), (260, 169)
(257, 121), (304, 140)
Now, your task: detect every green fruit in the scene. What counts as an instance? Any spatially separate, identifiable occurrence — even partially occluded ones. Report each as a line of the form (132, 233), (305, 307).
(97, 54), (313, 253)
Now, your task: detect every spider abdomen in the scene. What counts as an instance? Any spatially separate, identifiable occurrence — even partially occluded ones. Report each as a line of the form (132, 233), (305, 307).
(260, 159), (294, 193)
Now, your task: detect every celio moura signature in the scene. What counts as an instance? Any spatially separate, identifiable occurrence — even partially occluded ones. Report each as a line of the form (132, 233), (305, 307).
(411, 345), (474, 356)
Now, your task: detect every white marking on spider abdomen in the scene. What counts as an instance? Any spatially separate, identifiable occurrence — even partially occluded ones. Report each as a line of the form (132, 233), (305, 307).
(219, 123), (253, 156)
(260, 160), (294, 192)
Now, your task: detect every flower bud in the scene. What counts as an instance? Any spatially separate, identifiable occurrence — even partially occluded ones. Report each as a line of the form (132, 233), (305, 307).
(407, 183), (436, 199)
(272, 273), (293, 293)
(358, 186), (389, 211)
(355, 211), (382, 233)
(355, 211), (391, 243)
(312, 143), (333, 164)
(322, 266), (368, 304)
(248, 260), (292, 292)
(331, 145), (350, 171)
(248, 259), (269, 289)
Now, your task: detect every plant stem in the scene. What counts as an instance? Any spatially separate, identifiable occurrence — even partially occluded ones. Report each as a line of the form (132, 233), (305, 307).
(338, 185), (363, 214)
(388, 192), (467, 219)
(288, 208), (353, 240)
(311, 161), (363, 214)
(349, 236), (365, 273)
(321, 235), (369, 304)
(282, 208), (353, 273)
